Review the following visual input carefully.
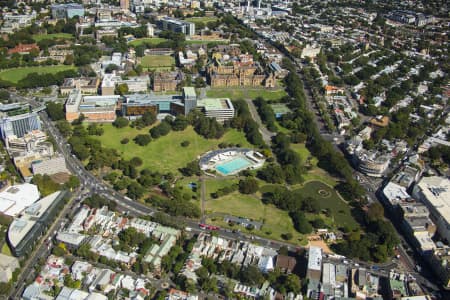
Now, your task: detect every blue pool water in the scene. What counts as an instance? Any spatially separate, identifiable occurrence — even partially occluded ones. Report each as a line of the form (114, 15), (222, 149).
(216, 157), (253, 175)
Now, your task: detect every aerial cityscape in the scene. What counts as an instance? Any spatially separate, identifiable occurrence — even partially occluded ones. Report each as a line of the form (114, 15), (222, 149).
(0, 0), (448, 299)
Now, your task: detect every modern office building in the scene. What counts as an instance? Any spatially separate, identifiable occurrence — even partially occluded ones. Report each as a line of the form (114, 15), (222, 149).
(160, 17), (195, 36)
(122, 94), (183, 117)
(7, 191), (66, 257)
(196, 98), (235, 123)
(413, 176), (450, 243)
(0, 112), (41, 140)
(51, 3), (84, 19)
(65, 89), (119, 122)
(0, 183), (40, 217)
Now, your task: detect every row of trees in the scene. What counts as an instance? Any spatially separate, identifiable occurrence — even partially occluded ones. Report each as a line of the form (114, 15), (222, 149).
(230, 100), (266, 147)
(253, 97), (278, 132)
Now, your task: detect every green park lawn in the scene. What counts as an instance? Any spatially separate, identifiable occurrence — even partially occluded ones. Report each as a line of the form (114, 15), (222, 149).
(205, 178), (238, 199)
(185, 16), (218, 25)
(0, 65), (76, 84)
(128, 38), (168, 47)
(206, 87), (287, 101)
(293, 181), (359, 231)
(205, 191), (306, 245)
(290, 143), (338, 187)
(32, 33), (74, 42)
(93, 124), (251, 174)
(140, 55), (175, 69)
(1, 243), (12, 256)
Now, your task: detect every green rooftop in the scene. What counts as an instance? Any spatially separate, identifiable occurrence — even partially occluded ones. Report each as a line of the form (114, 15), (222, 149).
(389, 279), (406, 295)
(197, 98), (232, 110)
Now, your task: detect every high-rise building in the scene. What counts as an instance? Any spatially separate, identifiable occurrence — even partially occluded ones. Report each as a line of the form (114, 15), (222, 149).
(0, 112), (41, 140)
(160, 17), (195, 36)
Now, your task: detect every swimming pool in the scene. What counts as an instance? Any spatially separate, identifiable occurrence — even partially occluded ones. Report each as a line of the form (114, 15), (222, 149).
(216, 157), (253, 175)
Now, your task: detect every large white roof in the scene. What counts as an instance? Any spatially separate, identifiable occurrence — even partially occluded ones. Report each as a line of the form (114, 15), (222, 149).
(8, 191), (61, 247)
(416, 176), (450, 224)
(0, 183), (39, 216)
(307, 246), (322, 271)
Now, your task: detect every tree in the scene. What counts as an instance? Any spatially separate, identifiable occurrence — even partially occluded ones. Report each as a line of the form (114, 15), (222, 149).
(46, 102), (65, 120)
(291, 211), (312, 234)
(239, 265), (264, 286)
(113, 117), (129, 128)
(141, 111), (156, 126)
(56, 120), (72, 137)
(134, 134), (152, 146)
(64, 175), (80, 190)
(238, 178), (259, 194)
(130, 157), (143, 167)
(367, 202), (384, 222)
(127, 182), (145, 200)
(179, 160), (201, 176)
(194, 76), (206, 88)
(181, 140), (190, 147)
(121, 138), (129, 144)
(31, 174), (60, 196)
(115, 83), (129, 95)
(150, 121), (171, 138)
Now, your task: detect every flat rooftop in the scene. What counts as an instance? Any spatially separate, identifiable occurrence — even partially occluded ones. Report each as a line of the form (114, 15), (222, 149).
(8, 191), (62, 247)
(416, 176), (450, 223)
(197, 98), (233, 111)
(0, 183), (40, 217)
(307, 246), (322, 271)
(183, 86), (196, 98)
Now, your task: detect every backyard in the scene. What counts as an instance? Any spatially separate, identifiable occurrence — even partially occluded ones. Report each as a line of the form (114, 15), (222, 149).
(92, 124), (251, 174)
(0, 65), (76, 84)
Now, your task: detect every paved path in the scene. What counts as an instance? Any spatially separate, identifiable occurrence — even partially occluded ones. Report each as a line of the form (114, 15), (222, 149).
(245, 99), (275, 145)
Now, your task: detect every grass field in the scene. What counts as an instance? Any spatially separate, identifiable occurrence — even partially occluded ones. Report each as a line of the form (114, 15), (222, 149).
(205, 178), (238, 200)
(128, 37), (168, 47)
(93, 124), (251, 174)
(185, 40), (229, 45)
(206, 87), (287, 101)
(140, 55), (175, 69)
(293, 181), (359, 231)
(290, 143), (338, 187)
(33, 33), (74, 42)
(0, 65), (76, 84)
(185, 17), (218, 25)
(1, 243), (12, 256)
(205, 192), (306, 244)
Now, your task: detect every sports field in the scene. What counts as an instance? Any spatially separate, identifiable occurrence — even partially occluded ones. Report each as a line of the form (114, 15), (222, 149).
(0, 65), (76, 84)
(128, 38), (168, 47)
(140, 55), (175, 69)
(33, 33), (74, 42)
(93, 124), (251, 173)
